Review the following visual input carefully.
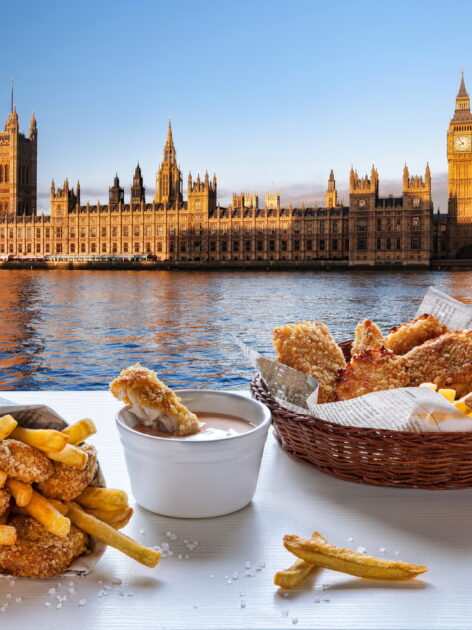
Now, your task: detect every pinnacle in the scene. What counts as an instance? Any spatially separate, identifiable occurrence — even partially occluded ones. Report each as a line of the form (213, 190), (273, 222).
(457, 70), (469, 98)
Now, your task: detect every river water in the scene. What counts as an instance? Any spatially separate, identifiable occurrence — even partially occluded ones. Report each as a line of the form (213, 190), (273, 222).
(0, 269), (470, 390)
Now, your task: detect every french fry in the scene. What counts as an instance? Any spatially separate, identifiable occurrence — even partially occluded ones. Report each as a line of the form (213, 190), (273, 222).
(7, 478), (33, 507)
(25, 491), (71, 538)
(419, 382), (438, 391)
(45, 444), (89, 470)
(274, 532), (327, 589)
(84, 506), (134, 529)
(63, 419), (97, 446)
(0, 415), (17, 440)
(438, 388), (456, 403)
(0, 525), (16, 546)
(283, 534), (427, 581)
(0, 471), (7, 489)
(66, 501), (160, 567)
(11, 425), (69, 453)
(44, 498), (69, 516)
(77, 486), (129, 510)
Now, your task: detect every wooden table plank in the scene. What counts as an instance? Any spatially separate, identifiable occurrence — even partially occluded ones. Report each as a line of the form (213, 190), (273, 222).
(0, 390), (470, 629)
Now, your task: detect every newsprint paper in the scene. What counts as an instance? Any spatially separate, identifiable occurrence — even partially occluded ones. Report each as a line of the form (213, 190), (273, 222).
(239, 287), (472, 433)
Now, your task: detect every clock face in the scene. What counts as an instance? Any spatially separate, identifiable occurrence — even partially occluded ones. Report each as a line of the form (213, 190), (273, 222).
(454, 135), (472, 152)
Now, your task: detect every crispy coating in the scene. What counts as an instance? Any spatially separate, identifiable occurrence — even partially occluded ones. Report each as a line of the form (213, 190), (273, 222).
(351, 319), (384, 356)
(0, 489), (10, 518)
(405, 330), (472, 397)
(273, 322), (346, 403)
(36, 445), (98, 502)
(385, 314), (448, 355)
(110, 364), (200, 436)
(0, 440), (53, 483)
(0, 514), (89, 578)
(335, 347), (409, 401)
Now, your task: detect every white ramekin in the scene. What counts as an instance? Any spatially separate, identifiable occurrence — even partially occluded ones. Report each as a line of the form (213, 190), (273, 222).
(115, 389), (272, 518)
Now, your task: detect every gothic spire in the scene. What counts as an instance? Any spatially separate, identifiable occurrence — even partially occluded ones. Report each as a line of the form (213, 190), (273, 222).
(458, 69), (469, 99)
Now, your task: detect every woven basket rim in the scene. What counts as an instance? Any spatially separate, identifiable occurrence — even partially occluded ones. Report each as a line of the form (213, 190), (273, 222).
(252, 372), (472, 439)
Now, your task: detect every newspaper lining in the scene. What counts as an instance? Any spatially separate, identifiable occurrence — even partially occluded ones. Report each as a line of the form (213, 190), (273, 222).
(239, 287), (472, 433)
(0, 397), (105, 576)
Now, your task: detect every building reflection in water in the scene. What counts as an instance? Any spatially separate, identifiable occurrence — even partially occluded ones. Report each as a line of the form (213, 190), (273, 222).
(0, 269), (469, 390)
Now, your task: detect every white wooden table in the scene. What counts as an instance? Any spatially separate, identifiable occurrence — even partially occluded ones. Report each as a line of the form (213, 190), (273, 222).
(0, 391), (471, 629)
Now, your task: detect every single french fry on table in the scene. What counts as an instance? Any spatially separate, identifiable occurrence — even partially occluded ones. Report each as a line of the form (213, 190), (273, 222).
(77, 486), (129, 510)
(11, 425), (69, 453)
(63, 419), (97, 446)
(0, 471), (7, 489)
(84, 506), (133, 529)
(0, 415), (18, 440)
(7, 478), (33, 507)
(66, 501), (160, 567)
(25, 491), (71, 538)
(45, 443), (88, 469)
(274, 532), (327, 589)
(0, 525), (16, 546)
(283, 534), (427, 581)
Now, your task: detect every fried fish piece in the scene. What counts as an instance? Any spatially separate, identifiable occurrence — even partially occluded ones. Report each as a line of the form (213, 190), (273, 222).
(385, 314), (448, 355)
(351, 319), (384, 356)
(273, 322), (346, 403)
(335, 347), (409, 401)
(110, 364), (200, 436)
(0, 489), (10, 518)
(0, 440), (53, 484)
(36, 444), (98, 502)
(405, 330), (472, 397)
(0, 514), (89, 578)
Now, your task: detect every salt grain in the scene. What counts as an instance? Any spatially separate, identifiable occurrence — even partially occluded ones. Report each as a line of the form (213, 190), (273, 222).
(56, 603), (62, 609)
(6, 594), (12, 599)
(15, 596), (22, 603)
(356, 546), (367, 554)
(78, 599), (87, 606)
(281, 609), (289, 617)
(394, 550), (400, 556)
(292, 617), (298, 624)
(379, 547), (386, 553)
(240, 599), (246, 608)
(314, 598), (320, 603)
(323, 598), (330, 602)
(245, 561), (251, 569)
(127, 591), (134, 597)
(44, 601), (52, 607)
(209, 574), (214, 578)
(139, 529), (145, 535)
(232, 571), (239, 580)
(282, 592), (290, 598)
(240, 592), (245, 597)
(47, 587), (55, 595)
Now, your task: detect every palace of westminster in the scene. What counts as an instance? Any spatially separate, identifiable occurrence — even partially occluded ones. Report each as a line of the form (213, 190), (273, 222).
(0, 76), (471, 266)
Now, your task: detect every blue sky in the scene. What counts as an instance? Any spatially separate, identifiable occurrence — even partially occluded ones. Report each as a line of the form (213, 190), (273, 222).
(2, 0), (470, 211)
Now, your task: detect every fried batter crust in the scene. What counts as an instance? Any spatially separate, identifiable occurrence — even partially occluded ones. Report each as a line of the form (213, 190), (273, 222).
(273, 321), (346, 403)
(335, 347), (409, 401)
(351, 319), (384, 356)
(36, 444), (98, 502)
(0, 440), (53, 483)
(404, 330), (472, 397)
(0, 489), (10, 518)
(110, 364), (200, 436)
(0, 514), (89, 578)
(385, 314), (448, 355)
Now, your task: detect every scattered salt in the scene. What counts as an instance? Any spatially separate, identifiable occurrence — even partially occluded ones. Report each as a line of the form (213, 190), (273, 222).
(47, 587), (55, 595)
(209, 574), (214, 578)
(78, 598), (87, 606)
(379, 547), (386, 553)
(44, 601), (52, 607)
(356, 546), (367, 554)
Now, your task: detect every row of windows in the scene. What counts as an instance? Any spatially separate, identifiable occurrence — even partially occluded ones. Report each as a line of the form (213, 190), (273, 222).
(357, 238), (422, 251)
(0, 165), (9, 183)
(357, 217), (422, 232)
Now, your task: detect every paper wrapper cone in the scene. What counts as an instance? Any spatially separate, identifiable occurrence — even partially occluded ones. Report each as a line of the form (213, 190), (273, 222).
(0, 397), (106, 576)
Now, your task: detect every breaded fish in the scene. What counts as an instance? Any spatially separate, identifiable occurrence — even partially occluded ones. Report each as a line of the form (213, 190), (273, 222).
(110, 364), (200, 436)
(37, 444), (98, 502)
(405, 330), (472, 397)
(0, 514), (89, 578)
(0, 440), (53, 484)
(335, 347), (409, 401)
(385, 314), (448, 355)
(0, 489), (10, 518)
(273, 322), (346, 403)
(351, 319), (384, 356)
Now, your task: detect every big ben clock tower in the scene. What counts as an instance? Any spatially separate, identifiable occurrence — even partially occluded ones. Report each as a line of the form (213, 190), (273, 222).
(447, 72), (472, 223)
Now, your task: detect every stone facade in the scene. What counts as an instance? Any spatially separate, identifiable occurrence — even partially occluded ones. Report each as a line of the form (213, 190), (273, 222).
(1, 75), (471, 265)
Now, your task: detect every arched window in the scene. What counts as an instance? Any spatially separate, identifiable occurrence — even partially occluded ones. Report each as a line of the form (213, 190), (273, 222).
(0, 165), (3, 183)
(4, 165), (8, 182)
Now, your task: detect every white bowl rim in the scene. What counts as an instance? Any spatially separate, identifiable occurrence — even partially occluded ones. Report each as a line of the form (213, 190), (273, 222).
(115, 388), (272, 444)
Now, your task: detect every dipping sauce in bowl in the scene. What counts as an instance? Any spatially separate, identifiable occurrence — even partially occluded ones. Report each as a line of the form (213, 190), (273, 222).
(133, 412), (256, 440)
(116, 389), (272, 518)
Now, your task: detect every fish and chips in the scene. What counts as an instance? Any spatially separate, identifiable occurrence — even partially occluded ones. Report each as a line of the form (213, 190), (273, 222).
(0, 415), (160, 577)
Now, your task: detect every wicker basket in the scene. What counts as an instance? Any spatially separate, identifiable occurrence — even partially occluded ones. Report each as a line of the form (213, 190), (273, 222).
(250, 340), (472, 490)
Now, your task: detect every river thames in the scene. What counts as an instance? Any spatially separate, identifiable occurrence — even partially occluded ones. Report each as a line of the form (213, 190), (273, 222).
(0, 269), (470, 390)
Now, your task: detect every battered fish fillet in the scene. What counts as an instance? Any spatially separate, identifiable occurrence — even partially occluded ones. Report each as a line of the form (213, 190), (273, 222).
(273, 322), (346, 403)
(110, 364), (200, 436)
(0, 439), (53, 483)
(404, 330), (472, 397)
(0, 489), (10, 518)
(335, 347), (409, 401)
(385, 314), (448, 355)
(0, 514), (89, 578)
(37, 444), (98, 502)
(351, 319), (384, 356)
